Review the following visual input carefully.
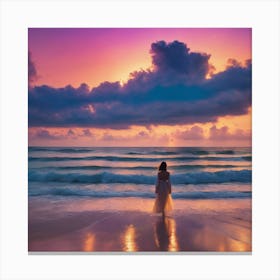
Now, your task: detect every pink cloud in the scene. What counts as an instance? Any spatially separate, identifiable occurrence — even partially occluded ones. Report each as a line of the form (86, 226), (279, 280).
(209, 125), (251, 141)
(175, 125), (205, 140)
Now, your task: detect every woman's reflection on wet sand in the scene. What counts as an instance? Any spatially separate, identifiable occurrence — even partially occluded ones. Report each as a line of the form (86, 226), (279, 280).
(154, 216), (179, 251)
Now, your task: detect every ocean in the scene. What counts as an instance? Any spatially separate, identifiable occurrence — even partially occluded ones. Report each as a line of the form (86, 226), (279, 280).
(28, 147), (252, 201)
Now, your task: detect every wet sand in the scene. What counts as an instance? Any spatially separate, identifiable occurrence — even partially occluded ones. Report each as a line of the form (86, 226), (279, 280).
(28, 197), (251, 252)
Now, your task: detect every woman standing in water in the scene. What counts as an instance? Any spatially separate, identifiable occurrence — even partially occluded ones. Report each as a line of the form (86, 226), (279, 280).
(153, 161), (173, 216)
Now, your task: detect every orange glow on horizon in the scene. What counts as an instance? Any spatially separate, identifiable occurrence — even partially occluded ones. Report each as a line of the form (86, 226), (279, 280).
(28, 110), (252, 148)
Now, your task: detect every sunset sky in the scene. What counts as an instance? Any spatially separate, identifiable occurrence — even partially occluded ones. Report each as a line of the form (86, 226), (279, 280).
(28, 28), (252, 147)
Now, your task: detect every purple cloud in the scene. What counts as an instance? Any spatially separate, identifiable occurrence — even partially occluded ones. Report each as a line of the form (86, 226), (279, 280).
(209, 125), (251, 141)
(28, 40), (251, 129)
(28, 51), (38, 87)
(31, 129), (62, 140)
(150, 40), (211, 83)
(82, 129), (93, 137)
(67, 129), (75, 137)
(175, 126), (205, 140)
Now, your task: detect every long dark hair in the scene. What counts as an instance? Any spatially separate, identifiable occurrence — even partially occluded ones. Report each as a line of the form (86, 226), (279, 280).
(158, 161), (167, 171)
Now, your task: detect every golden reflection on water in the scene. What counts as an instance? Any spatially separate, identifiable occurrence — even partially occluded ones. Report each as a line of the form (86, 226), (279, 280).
(168, 218), (179, 251)
(154, 217), (179, 251)
(123, 224), (138, 252)
(83, 232), (95, 252)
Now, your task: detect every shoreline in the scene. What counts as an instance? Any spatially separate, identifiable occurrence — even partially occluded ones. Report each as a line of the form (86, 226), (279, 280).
(29, 197), (251, 252)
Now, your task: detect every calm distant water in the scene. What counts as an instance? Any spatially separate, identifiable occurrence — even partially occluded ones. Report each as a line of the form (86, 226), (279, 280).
(28, 147), (252, 200)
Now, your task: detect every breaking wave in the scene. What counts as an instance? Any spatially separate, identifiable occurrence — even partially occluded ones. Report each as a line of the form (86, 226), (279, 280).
(29, 169), (251, 184)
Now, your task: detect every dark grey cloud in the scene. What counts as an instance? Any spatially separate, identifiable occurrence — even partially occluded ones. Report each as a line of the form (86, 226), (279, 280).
(28, 40), (251, 129)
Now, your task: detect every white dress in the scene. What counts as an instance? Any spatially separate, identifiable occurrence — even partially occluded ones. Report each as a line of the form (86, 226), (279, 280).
(153, 176), (173, 213)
